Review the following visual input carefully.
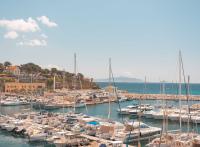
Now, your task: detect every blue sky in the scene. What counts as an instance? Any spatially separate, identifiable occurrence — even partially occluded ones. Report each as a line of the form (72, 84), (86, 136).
(0, 0), (200, 82)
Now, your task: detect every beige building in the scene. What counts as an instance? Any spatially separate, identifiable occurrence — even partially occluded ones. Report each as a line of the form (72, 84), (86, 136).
(5, 82), (45, 92)
(6, 66), (20, 75)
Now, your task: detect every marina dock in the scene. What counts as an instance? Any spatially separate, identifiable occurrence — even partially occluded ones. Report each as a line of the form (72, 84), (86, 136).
(124, 93), (200, 101)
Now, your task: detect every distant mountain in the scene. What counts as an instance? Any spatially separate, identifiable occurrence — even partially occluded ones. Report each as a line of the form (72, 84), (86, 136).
(95, 76), (143, 83)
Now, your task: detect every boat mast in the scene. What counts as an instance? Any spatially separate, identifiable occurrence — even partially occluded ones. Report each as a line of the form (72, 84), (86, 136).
(158, 81), (166, 147)
(63, 69), (65, 90)
(62, 69), (65, 116)
(162, 82), (168, 134)
(179, 50), (182, 132)
(187, 75), (190, 134)
(138, 77), (146, 147)
(74, 53), (77, 113)
(0, 95), (1, 115)
(53, 74), (56, 91)
(108, 58), (111, 119)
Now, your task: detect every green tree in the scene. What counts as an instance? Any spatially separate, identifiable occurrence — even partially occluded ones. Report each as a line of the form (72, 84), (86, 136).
(51, 68), (57, 75)
(4, 61), (11, 67)
(0, 63), (4, 73)
(46, 78), (53, 89)
(42, 68), (50, 74)
(20, 63), (42, 74)
(77, 73), (84, 80)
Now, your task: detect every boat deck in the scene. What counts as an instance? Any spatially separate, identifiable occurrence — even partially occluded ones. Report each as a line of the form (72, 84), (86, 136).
(80, 134), (135, 147)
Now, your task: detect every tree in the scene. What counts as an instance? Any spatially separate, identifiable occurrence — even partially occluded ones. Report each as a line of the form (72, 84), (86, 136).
(51, 68), (57, 75)
(46, 78), (53, 89)
(4, 61), (11, 67)
(0, 63), (4, 72)
(42, 68), (50, 74)
(20, 63), (42, 74)
(77, 73), (84, 80)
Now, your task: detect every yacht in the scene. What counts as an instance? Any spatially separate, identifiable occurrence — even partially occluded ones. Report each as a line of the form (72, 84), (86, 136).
(1, 99), (29, 106)
(28, 132), (48, 142)
(75, 102), (86, 108)
(122, 121), (161, 143)
(117, 108), (130, 115)
(143, 110), (156, 119)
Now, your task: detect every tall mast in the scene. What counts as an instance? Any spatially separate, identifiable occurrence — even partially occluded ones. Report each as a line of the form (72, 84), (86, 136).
(30, 73), (33, 83)
(187, 75), (190, 134)
(63, 69), (65, 90)
(138, 77), (146, 147)
(109, 58), (111, 86)
(74, 53), (77, 113)
(158, 81), (166, 147)
(162, 82), (168, 134)
(74, 53), (77, 76)
(62, 70), (65, 117)
(179, 50), (182, 131)
(53, 74), (56, 91)
(108, 58), (111, 119)
(144, 76), (147, 96)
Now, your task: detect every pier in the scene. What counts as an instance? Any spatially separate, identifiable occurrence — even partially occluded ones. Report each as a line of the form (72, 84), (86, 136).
(124, 93), (200, 101)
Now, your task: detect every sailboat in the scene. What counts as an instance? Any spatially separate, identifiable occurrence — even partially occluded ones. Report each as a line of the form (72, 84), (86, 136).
(121, 78), (161, 145)
(147, 51), (200, 147)
(73, 53), (87, 110)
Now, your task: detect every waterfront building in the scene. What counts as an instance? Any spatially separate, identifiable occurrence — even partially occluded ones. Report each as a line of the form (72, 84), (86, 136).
(4, 82), (45, 92)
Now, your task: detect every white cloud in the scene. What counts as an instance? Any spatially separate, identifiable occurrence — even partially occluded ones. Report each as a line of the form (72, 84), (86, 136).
(37, 16), (57, 27)
(0, 16), (57, 46)
(41, 33), (48, 39)
(0, 17), (40, 32)
(17, 39), (47, 47)
(47, 64), (62, 70)
(4, 31), (18, 39)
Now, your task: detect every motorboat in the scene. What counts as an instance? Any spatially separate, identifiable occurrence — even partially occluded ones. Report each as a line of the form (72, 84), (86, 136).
(28, 132), (48, 142)
(143, 110), (156, 119)
(122, 121), (161, 143)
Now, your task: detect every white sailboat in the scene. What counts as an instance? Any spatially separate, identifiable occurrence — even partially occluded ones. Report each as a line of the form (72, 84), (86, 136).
(147, 51), (200, 147)
(73, 53), (87, 110)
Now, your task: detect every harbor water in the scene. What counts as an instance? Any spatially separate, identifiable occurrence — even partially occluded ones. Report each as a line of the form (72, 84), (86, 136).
(1, 82), (200, 146)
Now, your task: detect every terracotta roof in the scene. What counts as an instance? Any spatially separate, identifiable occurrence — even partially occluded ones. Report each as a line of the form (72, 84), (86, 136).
(6, 66), (19, 71)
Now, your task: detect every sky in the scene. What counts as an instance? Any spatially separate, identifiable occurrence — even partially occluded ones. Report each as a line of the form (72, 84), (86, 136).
(0, 0), (200, 83)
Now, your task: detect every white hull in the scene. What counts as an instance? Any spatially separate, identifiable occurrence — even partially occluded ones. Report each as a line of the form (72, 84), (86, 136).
(0, 123), (8, 130)
(153, 114), (163, 120)
(191, 117), (200, 123)
(181, 115), (190, 122)
(5, 125), (16, 131)
(117, 108), (130, 115)
(1, 101), (29, 106)
(124, 128), (161, 143)
(144, 113), (153, 119)
(118, 111), (129, 115)
(75, 103), (85, 108)
(28, 133), (47, 142)
(168, 115), (179, 121)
